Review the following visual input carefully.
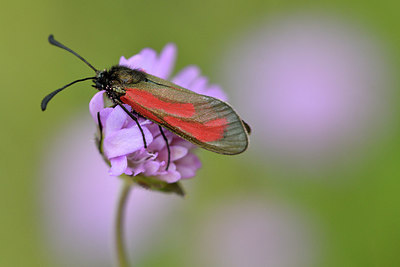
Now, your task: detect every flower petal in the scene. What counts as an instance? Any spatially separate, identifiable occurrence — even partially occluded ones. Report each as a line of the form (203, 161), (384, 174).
(109, 156), (128, 176)
(153, 43), (176, 79)
(147, 134), (168, 152)
(138, 48), (157, 73)
(152, 141), (187, 163)
(104, 127), (153, 158)
(119, 56), (131, 67)
(119, 54), (142, 69)
(176, 165), (196, 179)
(188, 76), (208, 94)
(132, 162), (145, 176)
(143, 161), (161, 176)
(158, 169), (181, 183)
(171, 138), (197, 149)
(124, 167), (133, 176)
(169, 146), (188, 161)
(175, 153), (202, 178)
(89, 91), (105, 122)
(204, 84), (228, 101)
(99, 108), (113, 127)
(104, 105), (128, 136)
(172, 65), (200, 88)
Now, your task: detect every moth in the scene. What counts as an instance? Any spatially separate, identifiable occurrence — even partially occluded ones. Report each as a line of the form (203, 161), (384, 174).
(41, 35), (250, 169)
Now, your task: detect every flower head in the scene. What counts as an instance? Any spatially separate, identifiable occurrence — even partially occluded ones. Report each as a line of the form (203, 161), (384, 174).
(89, 44), (226, 188)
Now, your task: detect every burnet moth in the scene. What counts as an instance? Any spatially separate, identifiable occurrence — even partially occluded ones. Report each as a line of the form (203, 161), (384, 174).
(41, 35), (250, 170)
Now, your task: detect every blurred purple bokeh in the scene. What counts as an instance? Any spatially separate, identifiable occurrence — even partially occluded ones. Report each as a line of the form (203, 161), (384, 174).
(39, 113), (182, 266)
(221, 13), (394, 174)
(192, 198), (320, 267)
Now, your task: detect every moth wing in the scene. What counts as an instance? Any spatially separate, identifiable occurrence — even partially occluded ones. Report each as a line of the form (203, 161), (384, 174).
(120, 75), (249, 155)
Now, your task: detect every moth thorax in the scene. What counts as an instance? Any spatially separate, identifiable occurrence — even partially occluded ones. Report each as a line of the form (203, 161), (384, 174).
(112, 87), (126, 94)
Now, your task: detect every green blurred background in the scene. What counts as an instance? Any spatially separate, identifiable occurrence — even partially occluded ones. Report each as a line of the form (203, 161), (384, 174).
(2, 0), (400, 266)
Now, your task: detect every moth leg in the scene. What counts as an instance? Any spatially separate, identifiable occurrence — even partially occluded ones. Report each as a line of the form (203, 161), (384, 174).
(96, 112), (104, 153)
(117, 103), (148, 148)
(158, 126), (171, 171)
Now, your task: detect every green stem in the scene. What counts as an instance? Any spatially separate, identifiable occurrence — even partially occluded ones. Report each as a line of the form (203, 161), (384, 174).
(116, 178), (133, 267)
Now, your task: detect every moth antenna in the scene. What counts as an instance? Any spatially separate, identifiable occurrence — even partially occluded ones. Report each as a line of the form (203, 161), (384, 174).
(41, 76), (96, 111)
(48, 34), (98, 72)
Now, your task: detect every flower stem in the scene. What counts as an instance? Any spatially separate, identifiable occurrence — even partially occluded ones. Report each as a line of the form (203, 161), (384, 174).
(116, 178), (133, 267)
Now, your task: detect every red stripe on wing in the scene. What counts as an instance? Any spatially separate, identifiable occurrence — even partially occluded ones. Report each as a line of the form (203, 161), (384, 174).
(120, 87), (230, 144)
(120, 93), (161, 123)
(122, 88), (195, 117)
(164, 116), (228, 142)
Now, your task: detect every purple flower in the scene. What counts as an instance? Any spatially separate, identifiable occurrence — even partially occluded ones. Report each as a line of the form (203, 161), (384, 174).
(89, 44), (226, 185)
